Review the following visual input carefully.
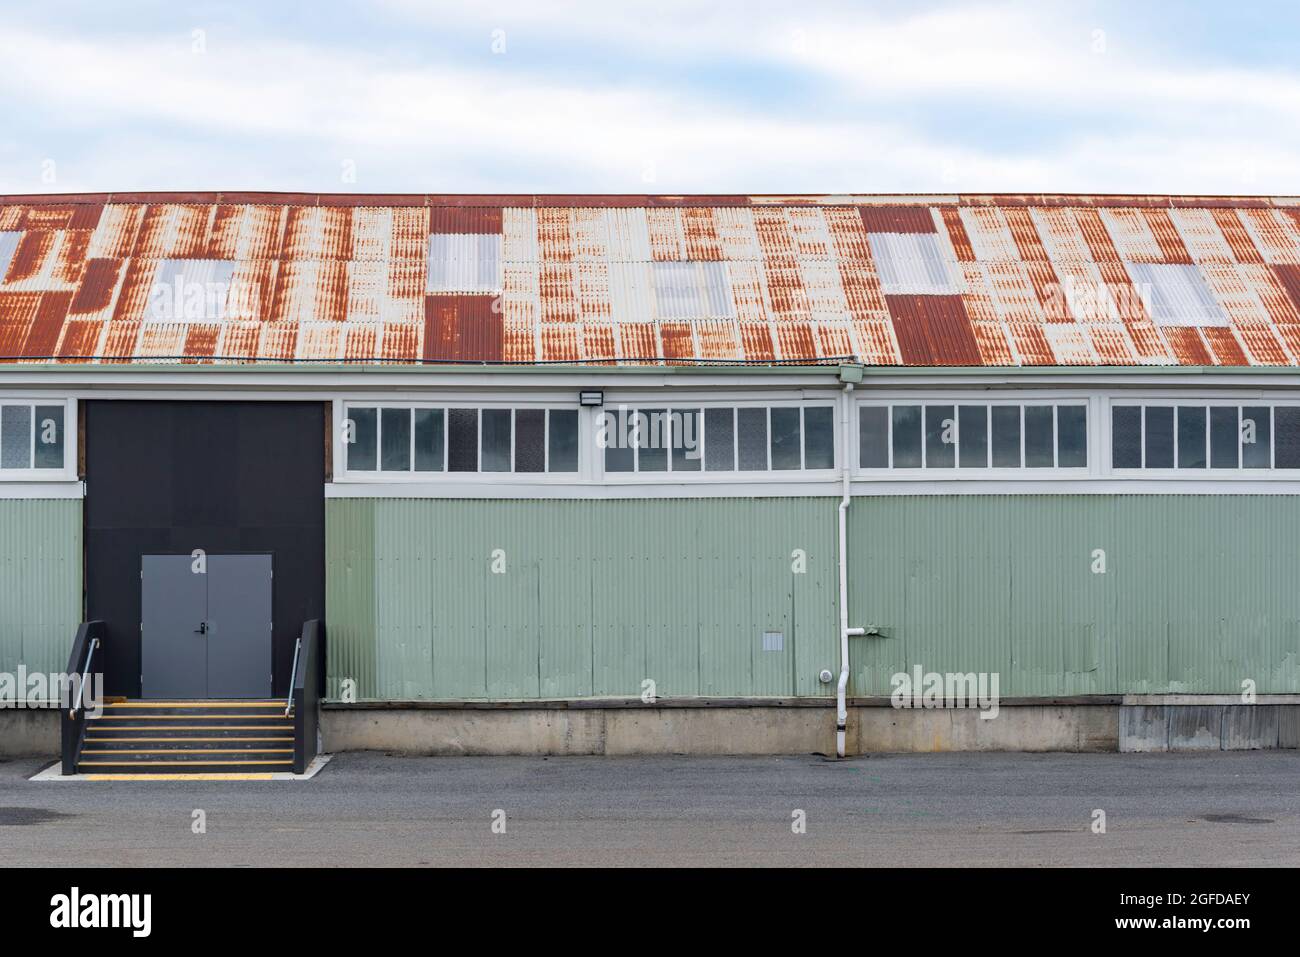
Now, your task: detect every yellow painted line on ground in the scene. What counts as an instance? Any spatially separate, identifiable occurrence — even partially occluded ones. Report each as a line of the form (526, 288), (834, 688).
(80, 773), (277, 781)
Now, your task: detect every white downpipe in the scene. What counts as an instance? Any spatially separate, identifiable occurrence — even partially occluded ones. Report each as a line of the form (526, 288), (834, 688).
(836, 381), (865, 758)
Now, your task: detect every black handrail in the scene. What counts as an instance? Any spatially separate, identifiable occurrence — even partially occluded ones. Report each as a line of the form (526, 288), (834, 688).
(60, 621), (105, 775)
(291, 619), (324, 774)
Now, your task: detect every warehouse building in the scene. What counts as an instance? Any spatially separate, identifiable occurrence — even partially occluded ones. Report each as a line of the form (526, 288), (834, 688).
(2, 191), (1300, 766)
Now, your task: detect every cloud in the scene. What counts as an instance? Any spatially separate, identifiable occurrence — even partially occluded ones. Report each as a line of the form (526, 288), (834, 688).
(0, 1), (1296, 194)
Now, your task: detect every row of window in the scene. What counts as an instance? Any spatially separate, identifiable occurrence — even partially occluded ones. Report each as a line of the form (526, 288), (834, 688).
(8, 397), (1300, 481)
(0, 403), (66, 471)
(346, 407), (580, 474)
(1111, 404), (1300, 470)
(343, 405), (839, 476)
(859, 403), (1088, 471)
(600, 406), (835, 474)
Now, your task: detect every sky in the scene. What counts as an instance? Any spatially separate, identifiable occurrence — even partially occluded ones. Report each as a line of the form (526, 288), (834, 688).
(0, 0), (1298, 196)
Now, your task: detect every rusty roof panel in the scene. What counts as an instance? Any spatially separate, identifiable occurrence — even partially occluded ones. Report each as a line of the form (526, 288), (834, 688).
(4, 230), (57, 285)
(1239, 208), (1300, 265)
(25, 289), (72, 356)
(428, 207), (501, 235)
(959, 207), (1020, 261)
(0, 291), (40, 357)
(1087, 324), (1137, 364)
(1212, 209), (1266, 264)
(67, 258), (123, 318)
(858, 206), (936, 234)
(4, 193), (1300, 366)
(886, 294), (981, 366)
(1201, 326), (1249, 366)
(1099, 208), (1167, 263)
(646, 208), (685, 262)
(1162, 326), (1214, 365)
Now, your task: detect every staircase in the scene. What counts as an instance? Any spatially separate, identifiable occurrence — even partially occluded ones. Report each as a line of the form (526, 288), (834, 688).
(77, 701), (294, 775)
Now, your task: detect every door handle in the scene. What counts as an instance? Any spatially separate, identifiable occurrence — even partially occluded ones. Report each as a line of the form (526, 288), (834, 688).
(195, 621), (208, 635)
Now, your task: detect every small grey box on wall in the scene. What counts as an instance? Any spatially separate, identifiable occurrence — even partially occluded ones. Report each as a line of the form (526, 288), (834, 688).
(762, 631), (784, 652)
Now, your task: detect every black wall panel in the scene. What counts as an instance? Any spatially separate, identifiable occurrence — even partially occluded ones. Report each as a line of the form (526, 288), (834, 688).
(85, 401), (324, 698)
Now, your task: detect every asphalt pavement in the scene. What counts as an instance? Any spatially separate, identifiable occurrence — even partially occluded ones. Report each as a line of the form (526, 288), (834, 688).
(2, 750), (1297, 866)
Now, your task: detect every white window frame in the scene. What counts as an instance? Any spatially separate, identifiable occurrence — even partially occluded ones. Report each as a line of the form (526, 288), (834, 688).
(332, 392), (842, 488)
(1104, 395), (1300, 479)
(0, 397), (77, 483)
(594, 398), (839, 483)
(853, 393), (1097, 480)
(335, 399), (584, 483)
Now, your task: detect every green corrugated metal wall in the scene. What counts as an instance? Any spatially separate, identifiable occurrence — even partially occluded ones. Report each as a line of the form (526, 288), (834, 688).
(848, 495), (1300, 696)
(326, 498), (837, 700)
(0, 500), (82, 687)
(326, 495), (1300, 700)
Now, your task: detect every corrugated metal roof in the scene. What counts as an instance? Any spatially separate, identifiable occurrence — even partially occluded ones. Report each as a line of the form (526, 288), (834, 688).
(2, 192), (1300, 366)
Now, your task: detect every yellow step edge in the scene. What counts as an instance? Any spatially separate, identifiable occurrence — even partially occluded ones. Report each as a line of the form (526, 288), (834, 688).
(81, 773), (278, 781)
(84, 737), (292, 743)
(82, 748), (293, 755)
(95, 715), (291, 721)
(88, 725), (293, 732)
(103, 702), (286, 709)
(78, 760), (293, 767)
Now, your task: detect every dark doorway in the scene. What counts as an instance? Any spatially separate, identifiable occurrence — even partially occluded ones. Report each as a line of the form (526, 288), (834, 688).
(85, 401), (324, 698)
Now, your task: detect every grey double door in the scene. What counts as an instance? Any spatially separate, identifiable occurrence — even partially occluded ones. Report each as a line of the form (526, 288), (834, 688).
(141, 554), (273, 699)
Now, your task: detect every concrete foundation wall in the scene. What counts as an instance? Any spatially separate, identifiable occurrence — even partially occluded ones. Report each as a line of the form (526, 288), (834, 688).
(321, 698), (1300, 756)
(0, 709), (59, 757)
(1119, 703), (1300, 751)
(322, 703), (836, 756)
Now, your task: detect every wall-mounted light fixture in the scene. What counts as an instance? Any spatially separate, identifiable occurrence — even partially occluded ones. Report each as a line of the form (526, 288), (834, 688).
(579, 390), (604, 407)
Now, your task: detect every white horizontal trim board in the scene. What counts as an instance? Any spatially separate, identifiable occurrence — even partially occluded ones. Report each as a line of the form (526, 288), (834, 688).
(0, 481), (84, 500)
(325, 479), (1300, 499)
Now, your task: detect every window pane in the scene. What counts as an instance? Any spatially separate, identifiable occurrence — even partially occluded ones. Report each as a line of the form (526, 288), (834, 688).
(448, 408), (478, 472)
(704, 407), (735, 471)
(547, 410), (579, 473)
(1144, 406), (1174, 469)
(414, 408), (445, 472)
(958, 405), (987, 468)
(1111, 406), (1141, 468)
(0, 405), (32, 469)
(346, 407), (377, 472)
(803, 406), (835, 470)
(33, 404), (64, 469)
(1241, 406), (1270, 469)
(1057, 406), (1087, 468)
(514, 409), (546, 473)
(859, 406), (888, 468)
(671, 409), (702, 472)
(737, 408), (768, 471)
(1024, 406), (1054, 467)
(637, 409), (668, 472)
(991, 406), (1021, 468)
(1209, 407), (1238, 469)
(925, 405), (955, 468)
(603, 410), (634, 473)
(1274, 407), (1300, 469)
(1176, 406), (1207, 469)
(770, 407), (802, 470)
(481, 408), (512, 472)
(380, 408), (411, 471)
(891, 405), (922, 468)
